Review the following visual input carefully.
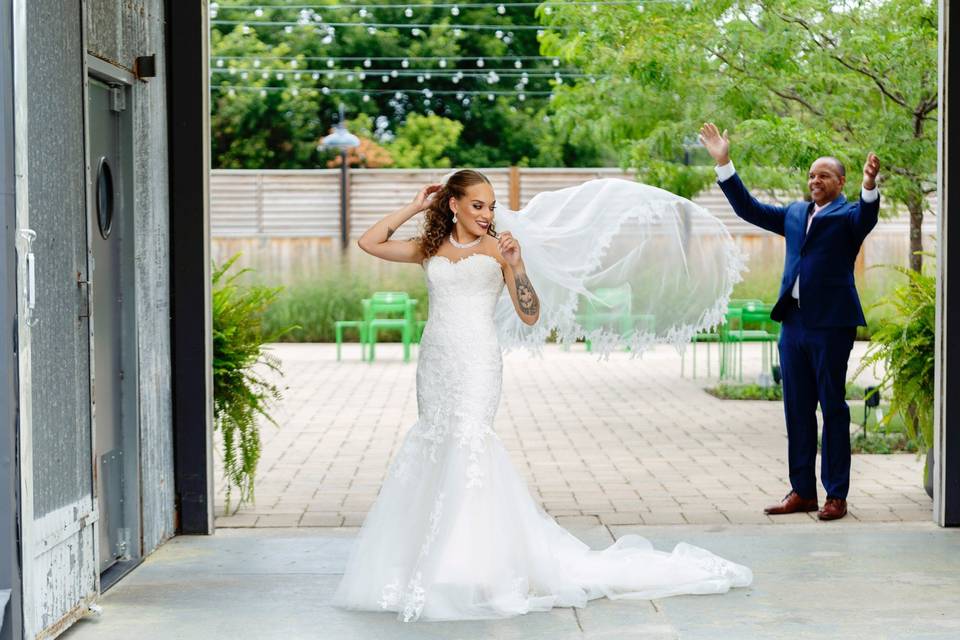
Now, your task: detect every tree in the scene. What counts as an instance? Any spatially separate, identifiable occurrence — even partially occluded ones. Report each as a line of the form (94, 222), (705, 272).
(541, 0), (938, 269)
(209, 1), (615, 169)
(387, 113), (464, 168)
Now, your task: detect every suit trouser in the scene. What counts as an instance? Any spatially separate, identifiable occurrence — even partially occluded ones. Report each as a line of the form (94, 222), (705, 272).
(777, 300), (856, 500)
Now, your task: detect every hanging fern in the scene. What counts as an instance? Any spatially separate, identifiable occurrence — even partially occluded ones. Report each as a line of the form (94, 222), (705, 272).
(855, 257), (936, 455)
(212, 255), (296, 513)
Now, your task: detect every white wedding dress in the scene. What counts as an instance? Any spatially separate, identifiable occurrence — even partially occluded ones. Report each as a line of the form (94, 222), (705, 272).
(331, 251), (752, 622)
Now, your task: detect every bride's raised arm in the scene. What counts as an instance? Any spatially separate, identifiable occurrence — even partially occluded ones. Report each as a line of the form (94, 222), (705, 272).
(356, 184), (437, 263)
(498, 231), (540, 326)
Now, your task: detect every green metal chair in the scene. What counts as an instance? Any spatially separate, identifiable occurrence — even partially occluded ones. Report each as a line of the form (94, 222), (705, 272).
(576, 284), (634, 352)
(334, 319), (368, 361)
(726, 301), (780, 381)
(365, 291), (419, 363)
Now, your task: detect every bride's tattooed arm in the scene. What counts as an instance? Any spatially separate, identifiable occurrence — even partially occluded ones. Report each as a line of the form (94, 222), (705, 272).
(513, 269), (540, 319)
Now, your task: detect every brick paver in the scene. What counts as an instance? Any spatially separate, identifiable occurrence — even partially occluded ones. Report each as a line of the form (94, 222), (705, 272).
(214, 342), (931, 528)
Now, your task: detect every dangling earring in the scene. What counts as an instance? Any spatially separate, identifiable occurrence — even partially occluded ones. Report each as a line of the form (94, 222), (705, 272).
(452, 211), (458, 224)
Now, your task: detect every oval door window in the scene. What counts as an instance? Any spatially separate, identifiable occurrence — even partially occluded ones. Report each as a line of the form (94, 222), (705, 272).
(96, 157), (114, 239)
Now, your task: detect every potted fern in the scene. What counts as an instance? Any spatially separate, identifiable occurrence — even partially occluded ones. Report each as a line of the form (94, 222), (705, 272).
(856, 258), (936, 496)
(213, 255), (296, 513)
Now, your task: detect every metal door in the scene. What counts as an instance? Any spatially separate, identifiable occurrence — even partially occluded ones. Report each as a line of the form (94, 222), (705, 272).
(87, 77), (138, 576)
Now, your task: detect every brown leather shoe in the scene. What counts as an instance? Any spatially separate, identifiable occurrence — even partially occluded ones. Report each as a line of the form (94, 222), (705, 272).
(764, 491), (819, 515)
(818, 498), (847, 521)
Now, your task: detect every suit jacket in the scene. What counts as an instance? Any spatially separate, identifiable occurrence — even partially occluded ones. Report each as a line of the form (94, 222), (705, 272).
(718, 173), (880, 327)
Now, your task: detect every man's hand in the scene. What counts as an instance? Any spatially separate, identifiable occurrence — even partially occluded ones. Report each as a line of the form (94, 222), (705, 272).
(698, 122), (731, 166)
(862, 152), (880, 190)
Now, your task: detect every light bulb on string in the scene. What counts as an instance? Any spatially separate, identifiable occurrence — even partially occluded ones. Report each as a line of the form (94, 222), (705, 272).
(261, 71), (269, 79)
(363, 94), (370, 102)
(404, 7), (413, 18)
(591, 3), (598, 12)
(312, 72), (320, 80)
(240, 71), (249, 79)
(451, 6), (460, 16)
(544, 6), (552, 15)
(497, 4), (506, 14)
(322, 35), (333, 44)
(229, 68), (236, 76)
(254, 7), (263, 17)
(294, 72), (302, 80)
(228, 88), (235, 96)
(381, 75), (389, 82)
(347, 73), (355, 81)
(453, 28), (463, 37)
(417, 75), (425, 83)
(401, 59), (410, 68)
(259, 89), (267, 97)
(291, 87), (299, 96)
(358, 8), (368, 18)
(290, 60), (299, 69)
(216, 58), (224, 68)
(411, 28), (422, 36)
(477, 58), (485, 68)
(390, 70), (399, 77)
(358, 72), (366, 80)
(322, 87), (330, 95)
(241, 24), (250, 35)
(327, 60), (335, 68)
(284, 25), (293, 33)
(327, 72), (335, 79)
(553, 58), (560, 66)
(253, 59), (261, 68)
(367, 27), (377, 34)
(514, 60), (522, 69)
(488, 93), (495, 101)
(364, 59), (372, 67)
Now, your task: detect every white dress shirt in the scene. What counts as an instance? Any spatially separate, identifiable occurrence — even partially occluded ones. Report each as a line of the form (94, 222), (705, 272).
(715, 161), (879, 303)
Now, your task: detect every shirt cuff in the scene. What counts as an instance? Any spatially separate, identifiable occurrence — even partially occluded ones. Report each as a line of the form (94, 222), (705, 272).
(861, 185), (879, 202)
(714, 161), (736, 182)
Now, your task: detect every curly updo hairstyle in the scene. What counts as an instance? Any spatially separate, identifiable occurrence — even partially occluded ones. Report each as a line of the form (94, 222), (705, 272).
(418, 169), (497, 258)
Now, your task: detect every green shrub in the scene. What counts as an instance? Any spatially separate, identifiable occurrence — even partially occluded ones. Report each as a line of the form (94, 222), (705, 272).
(213, 255), (296, 512)
(855, 261), (936, 455)
(262, 269), (428, 342)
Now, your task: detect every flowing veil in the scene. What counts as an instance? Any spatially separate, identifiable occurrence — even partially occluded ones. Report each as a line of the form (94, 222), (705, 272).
(487, 177), (746, 356)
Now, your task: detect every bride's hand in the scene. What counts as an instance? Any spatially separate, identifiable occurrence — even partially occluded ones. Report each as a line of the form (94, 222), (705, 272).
(411, 184), (442, 212)
(498, 231), (522, 266)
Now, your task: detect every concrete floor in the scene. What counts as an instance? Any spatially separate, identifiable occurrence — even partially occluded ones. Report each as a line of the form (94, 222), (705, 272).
(62, 522), (960, 640)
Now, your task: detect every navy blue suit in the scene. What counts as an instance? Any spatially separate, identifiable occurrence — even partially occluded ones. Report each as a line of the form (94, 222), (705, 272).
(719, 173), (880, 500)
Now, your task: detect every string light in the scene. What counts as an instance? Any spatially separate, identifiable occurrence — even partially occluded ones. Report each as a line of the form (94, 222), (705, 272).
(212, 19), (573, 32)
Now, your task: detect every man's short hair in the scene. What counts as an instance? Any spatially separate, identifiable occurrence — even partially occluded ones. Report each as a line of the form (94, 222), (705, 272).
(816, 156), (846, 177)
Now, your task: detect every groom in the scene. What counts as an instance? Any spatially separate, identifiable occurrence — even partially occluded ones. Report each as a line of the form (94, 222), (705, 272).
(699, 123), (881, 521)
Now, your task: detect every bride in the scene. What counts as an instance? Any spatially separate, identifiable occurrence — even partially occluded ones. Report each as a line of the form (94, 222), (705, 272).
(331, 169), (752, 622)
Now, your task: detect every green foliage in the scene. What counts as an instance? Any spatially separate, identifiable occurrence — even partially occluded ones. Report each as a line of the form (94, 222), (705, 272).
(541, 0), (937, 260)
(213, 256), (296, 512)
(262, 269), (429, 343)
(707, 383), (783, 401)
(387, 113), (464, 168)
(210, 1), (614, 168)
(848, 404), (918, 454)
(855, 259), (937, 453)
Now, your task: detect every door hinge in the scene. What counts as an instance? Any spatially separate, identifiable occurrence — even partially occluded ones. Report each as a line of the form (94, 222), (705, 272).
(78, 275), (90, 319)
(110, 85), (126, 113)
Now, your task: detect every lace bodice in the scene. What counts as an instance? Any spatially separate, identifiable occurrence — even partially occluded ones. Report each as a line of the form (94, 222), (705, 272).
(419, 253), (505, 353)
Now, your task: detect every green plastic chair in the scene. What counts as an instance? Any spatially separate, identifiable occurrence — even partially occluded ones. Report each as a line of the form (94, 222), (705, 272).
(365, 291), (419, 363)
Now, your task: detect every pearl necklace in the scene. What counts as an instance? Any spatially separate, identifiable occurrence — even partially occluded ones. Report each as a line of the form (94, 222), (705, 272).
(449, 232), (482, 249)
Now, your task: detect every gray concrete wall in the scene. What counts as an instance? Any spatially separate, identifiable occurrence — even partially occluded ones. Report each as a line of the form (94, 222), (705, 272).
(86, 0), (175, 552)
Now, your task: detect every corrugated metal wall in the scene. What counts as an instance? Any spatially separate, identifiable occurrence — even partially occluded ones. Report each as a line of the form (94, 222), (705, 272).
(23, 1), (97, 634)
